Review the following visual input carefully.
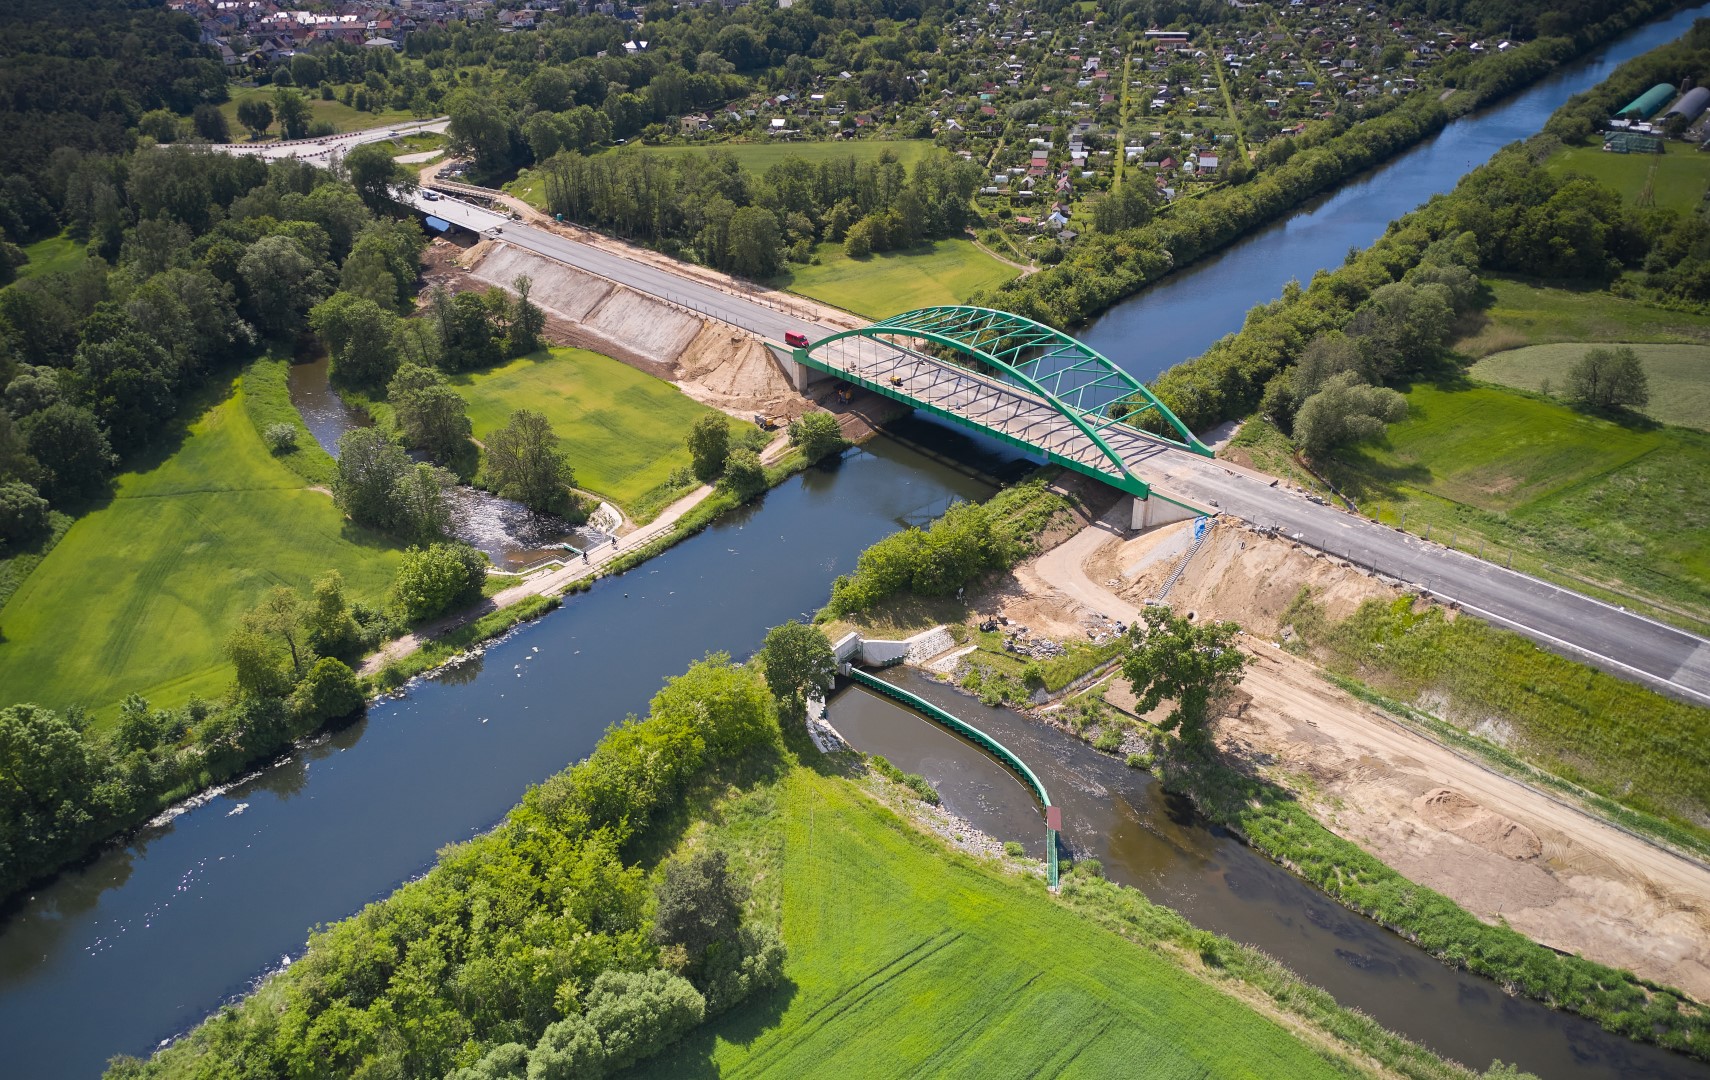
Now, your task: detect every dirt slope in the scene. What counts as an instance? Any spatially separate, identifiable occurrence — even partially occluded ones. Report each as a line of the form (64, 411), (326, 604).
(1003, 510), (1710, 1001)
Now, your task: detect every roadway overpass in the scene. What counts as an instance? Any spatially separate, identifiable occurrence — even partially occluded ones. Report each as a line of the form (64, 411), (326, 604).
(417, 190), (1710, 707)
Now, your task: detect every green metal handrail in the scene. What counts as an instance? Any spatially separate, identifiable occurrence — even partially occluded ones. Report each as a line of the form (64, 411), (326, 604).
(846, 668), (1060, 887)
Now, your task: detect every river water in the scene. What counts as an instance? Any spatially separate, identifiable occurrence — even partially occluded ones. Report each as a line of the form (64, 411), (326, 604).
(6, 10), (1710, 1075)
(831, 673), (1709, 1080)
(1081, 1), (1710, 383)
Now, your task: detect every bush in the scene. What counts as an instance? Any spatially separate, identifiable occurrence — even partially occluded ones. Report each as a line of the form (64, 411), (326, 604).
(869, 754), (939, 804)
(720, 447), (766, 500)
(1003, 840), (1026, 857)
(1093, 726), (1124, 752)
(0, 481), (50, 543)
(392, 541), (486, 622)
(581, 968), (706, 1074)
(787, 411), (847, 463)
(291, 657), (364, 723)
(261, 422), (298, 455)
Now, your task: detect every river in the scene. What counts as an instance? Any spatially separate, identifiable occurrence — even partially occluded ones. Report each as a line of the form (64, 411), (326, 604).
(830, 673), (1710, 1080)
(1081, 1), (1710, 383)
(5, 7), (1709, 1074)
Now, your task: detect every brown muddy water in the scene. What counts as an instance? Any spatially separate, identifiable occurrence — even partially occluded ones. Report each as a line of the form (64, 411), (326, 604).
(829, 671), (1710, 1080)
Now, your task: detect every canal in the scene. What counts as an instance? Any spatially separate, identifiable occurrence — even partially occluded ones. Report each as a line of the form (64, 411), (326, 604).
(5, 6), (1710, 1074)
(830, 673), (1710, 1080)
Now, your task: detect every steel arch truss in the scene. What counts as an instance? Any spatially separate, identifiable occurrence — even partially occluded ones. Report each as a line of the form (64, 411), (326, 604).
(796, 305), (1210, 500)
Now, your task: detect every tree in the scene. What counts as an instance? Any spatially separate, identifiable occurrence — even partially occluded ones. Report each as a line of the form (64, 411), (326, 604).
(226, 624), (291, 699)
(137, 109), (180, 144)
(484, 409), (576, 516)
(1091, 180), (1155, 233)
(191, 104), (231, 143)
(787, 411), (846, 464)
(334, 428), (450, 540)
(757, 620), (836, 720)
(302, 570), (360, 658)
(1565, 346), (1650, 411)
(526, 1018), (602, 1080)
(310, 292), (399, 388)
(580, 969), (706, 1075)
(244, 585), (310, 675)
(0, 481), (50, 543)
(343, 142), (415, 214)
(292, 658), (363, 723)
(273, 87), (311, 141)
(388, 363), (472, 465)
(508, 276), (545, 356)
(654, 848), (745, 969)
(1121, 606), (1247, 752)
(239, 235), (329, 337)
(236, 98), (273, 140)
(0, 703), (107, 879)
(20, 403), (115, 502)
(392, 542), (486, 622)
(1292, 373), (1408, 457)
(724, 206), (782, 278)
(686, 414), (729, 483)
(720, 447), (765, 500)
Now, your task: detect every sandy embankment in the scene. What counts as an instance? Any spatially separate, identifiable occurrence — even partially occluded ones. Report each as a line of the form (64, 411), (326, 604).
(994, 513), (1710, 1002)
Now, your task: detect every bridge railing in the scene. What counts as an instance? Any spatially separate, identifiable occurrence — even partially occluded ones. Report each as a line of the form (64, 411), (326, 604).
(846, 667), (1059, 887)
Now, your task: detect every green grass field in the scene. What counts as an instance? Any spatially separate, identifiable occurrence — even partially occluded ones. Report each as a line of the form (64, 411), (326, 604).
(1471, 342), (1710, 431)
(0, 367), (403, 722)
(638, 766), (1351, 1079)
(219, 84), (415, 141)
(1320, 380), (1710, 628)
(13, 232), (88, 281)
(450, 346), (723, 520)
(772, 239), (1018, 319)
(1546, 140), (1710, 216)
(1455, 276), (1710, 357)
(504, 140), (934, 210)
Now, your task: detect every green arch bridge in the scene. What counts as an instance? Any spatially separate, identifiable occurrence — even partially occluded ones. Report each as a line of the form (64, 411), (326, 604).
(792, 305), (1211, 505)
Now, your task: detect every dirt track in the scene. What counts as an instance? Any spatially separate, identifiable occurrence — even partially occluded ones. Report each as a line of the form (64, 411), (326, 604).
(1006, 511), (1710, 1002)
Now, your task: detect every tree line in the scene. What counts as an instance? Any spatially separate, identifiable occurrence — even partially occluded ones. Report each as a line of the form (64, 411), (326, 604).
(967, 0), (1679, 335)
(107, 648), (816, 1079)
(1148, 136), (1691, 440)
(539, 147), (981, 278)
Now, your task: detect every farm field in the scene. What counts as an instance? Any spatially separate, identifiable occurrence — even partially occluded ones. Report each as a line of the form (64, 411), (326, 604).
(637, 767), (1353, 1080)
(1545, 140), (1710, 216)
(773, 239), (1018, 319)
(13, 232), (87, 282)
(218, 83), (415, 140)
(450, 346), (723, 519)
(1471, 342), (1710, 431)
(1454, 276), (1710, 357)
(1320, 381), (1710, 630)
(0, 366), (402, 724)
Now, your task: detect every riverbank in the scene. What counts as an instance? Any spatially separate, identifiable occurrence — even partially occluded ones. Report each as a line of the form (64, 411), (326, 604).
(831, 505), (1710, 1058)
(975, 0), (1686, 337)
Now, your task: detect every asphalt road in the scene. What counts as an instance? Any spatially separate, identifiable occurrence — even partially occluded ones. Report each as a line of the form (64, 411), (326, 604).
(210, 117), (449, 164)
(421, 194), (1710, 706)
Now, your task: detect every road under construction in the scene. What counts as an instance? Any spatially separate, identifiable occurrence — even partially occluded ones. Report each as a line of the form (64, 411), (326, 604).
(404, 186), (1710, 708)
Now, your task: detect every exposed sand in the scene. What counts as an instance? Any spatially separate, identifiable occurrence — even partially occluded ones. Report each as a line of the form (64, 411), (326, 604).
(995, 509), (1710, 1002)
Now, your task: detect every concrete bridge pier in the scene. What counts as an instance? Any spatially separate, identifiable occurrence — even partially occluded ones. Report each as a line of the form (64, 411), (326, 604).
(1130, 493), (1202, 531)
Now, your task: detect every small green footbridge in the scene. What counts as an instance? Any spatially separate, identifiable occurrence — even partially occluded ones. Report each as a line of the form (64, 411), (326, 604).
(794, 305), (1210, 504)
(846, 667), (1061, 887)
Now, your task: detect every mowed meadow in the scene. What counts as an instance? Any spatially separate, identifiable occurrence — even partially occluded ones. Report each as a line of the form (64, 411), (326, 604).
(0, 366), (401, 723)
(450, 346), (725, 521)
(638, 767), (1353, 1080)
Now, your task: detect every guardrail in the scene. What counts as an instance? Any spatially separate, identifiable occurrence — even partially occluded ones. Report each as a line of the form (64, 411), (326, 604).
(846, 667), (1059, 886)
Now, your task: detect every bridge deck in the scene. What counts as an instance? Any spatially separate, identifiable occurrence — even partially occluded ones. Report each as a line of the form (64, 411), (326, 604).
(805, 336), (1188, 504)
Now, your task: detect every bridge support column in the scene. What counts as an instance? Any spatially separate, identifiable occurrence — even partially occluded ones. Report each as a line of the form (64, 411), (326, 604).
(768, 346), (834, 394)
(1131, 494), (1201, 532)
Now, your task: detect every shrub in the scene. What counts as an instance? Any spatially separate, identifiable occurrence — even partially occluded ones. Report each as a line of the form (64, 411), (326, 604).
(0, 481), (50, 543)
(719, 448), (766, 500)
(261, 422), (299, 455)
(1003, 840), (1026, 857)
(291, 657), (364, 723)
(787, 411), (846, 463)
(869, 754), (940, 804)
(392, 541), (486, 622)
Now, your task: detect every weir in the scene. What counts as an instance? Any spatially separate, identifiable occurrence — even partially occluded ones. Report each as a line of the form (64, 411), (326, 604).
(845, 667), (1060, 887)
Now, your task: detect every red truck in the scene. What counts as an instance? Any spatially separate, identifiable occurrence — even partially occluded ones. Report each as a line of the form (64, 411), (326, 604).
(784, 331), (810, 348)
